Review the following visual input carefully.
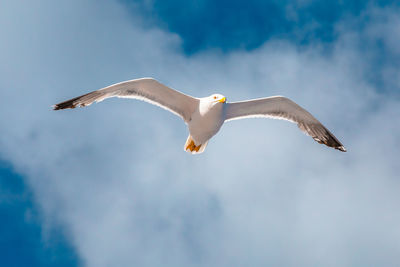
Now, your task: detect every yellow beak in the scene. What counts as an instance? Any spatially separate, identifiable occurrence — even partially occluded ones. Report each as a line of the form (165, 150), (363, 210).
(219, 97), (226, 103)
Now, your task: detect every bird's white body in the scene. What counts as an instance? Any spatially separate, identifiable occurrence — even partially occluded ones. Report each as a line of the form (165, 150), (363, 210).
(188, 95), (225, 145)
(53, 78), (346, 154)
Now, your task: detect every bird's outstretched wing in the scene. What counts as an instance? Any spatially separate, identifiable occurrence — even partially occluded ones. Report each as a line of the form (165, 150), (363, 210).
(225, 96), (346, 151)
(53, 78), (199, 123)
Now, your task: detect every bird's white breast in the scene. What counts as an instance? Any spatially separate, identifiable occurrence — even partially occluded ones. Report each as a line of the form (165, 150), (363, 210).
(188, 101), (225, 144)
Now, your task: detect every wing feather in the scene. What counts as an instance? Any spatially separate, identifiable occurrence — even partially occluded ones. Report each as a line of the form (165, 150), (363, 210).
(53, 78), (199, 122)
(225, 96), (346, 152)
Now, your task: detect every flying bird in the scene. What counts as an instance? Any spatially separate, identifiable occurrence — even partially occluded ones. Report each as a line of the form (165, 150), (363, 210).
(53, 78), (346, 154)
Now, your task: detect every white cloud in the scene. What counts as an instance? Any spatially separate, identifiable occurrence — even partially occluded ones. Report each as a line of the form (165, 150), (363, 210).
(1, 0), (400, 266)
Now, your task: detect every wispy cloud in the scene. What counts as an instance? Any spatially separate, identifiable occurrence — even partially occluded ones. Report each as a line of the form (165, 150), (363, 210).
(1, 0), (400, 266)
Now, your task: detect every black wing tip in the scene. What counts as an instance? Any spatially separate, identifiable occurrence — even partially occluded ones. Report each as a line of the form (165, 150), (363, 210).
(317, 140), (347, 152)
(323, 139), (346, 152)
(313, 132), (347, 152)
(52, 104), (64, 110)
(336, 145), (347, 152)
(52, 94), (87, 110)
(52, 101), (77, 110)
(325, 139), (347, 152)
(53, 91), (99, 111)
(327, 134), (346, 152)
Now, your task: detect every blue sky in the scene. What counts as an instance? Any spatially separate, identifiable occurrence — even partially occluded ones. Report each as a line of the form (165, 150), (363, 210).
(125, 0), (396, 53)
(1, 0), (400, 266)
(0, 161), (78, 266)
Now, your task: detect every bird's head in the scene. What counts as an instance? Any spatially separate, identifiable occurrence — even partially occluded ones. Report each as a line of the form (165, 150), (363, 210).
(209, 94), (226, 104)
(199, 94), (227, 114)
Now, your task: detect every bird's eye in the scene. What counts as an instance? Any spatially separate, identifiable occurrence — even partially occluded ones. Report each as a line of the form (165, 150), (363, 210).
(213, 96), (217, 99)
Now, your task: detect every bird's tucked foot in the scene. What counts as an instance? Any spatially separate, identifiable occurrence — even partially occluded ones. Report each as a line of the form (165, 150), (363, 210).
(184, 135), (208, 154)
(185, 140), (201, 152)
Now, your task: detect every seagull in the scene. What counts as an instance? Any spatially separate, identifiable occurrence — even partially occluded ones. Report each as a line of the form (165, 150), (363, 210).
(53, 78), (346, 154)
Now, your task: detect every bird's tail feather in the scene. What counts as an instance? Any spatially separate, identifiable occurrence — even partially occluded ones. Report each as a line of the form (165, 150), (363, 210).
(184, 135), (207, 154)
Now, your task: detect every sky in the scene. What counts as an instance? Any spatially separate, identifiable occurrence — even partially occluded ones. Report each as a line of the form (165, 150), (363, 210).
(1, 0), (400, 266)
